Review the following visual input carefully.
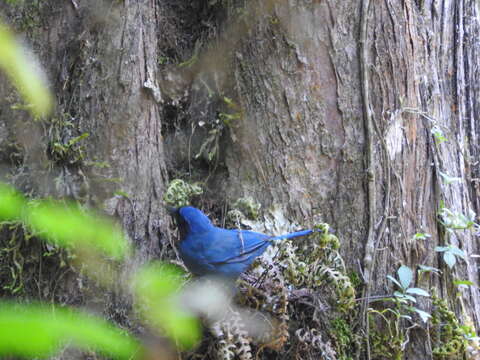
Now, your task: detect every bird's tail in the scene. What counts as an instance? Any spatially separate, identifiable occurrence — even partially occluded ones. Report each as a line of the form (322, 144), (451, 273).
(269, 229), (313, 241)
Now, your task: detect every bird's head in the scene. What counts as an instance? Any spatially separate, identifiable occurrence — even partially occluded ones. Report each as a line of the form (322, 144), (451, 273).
(168, 206), (214, 239)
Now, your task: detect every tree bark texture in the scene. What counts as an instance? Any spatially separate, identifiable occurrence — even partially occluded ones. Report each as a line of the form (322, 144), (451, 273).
(0, 0), (479, 359)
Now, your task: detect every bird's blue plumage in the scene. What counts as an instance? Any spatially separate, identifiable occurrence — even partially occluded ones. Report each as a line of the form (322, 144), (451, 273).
(173, 206), (314, 279)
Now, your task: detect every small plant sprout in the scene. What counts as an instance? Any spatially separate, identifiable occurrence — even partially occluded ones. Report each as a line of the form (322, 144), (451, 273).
(431, 125), (447, 143)
(387, 265), (431, 322)
(412, 233), (431, 241)
(417, 265), (441, 276)
(452, 279), (474, 290)
(417, 265), (441, 282)
(435, 245), (466, 269)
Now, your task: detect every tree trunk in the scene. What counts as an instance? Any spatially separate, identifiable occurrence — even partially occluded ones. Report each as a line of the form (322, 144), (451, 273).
(1, 0), (479, 359)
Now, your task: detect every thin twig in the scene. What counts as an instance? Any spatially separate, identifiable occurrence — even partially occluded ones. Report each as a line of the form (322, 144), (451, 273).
(359, 1), (373, 359)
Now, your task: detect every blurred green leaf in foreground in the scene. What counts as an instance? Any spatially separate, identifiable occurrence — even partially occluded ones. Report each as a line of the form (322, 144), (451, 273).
(0, 183), (130, 259)
(0, 302), (141, 358)
(0, 183), (202, 355)
(0, 20), (53, 117)
(0, 182), (25, 220)
(27, 200), (130, 260)
(133, 263), (202, 349)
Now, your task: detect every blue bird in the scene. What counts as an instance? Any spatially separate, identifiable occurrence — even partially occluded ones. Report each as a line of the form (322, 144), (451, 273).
(170, 206), (314, 279)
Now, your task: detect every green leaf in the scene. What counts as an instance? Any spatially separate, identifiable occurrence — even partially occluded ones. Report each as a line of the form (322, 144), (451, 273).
(394, 291), (416, 303)
(0, 302), (140, 359)
(448, 246), (466, 259)
(439, 208), (476, 230)
(0, 184), (130, 260)
(0, 183), (25, 220)
(113, 190), (130, 198)
(387, 275), (402, 288)
(0, 22), (53, 117)
(435, 246), (449, 252)
(453, 279), (474, 288)
(67, 133), (89, 147)
(443, 251), (457, 268)
(26, 201), (130, 260)
(404, 294), (417, 303)
(414, 308), (432, 323)
(412, 233), (431, 240)
(406, 288), (430, 297)
(397, 265), (413, 289)
(431, 126), (447, 143)
(418, 265), (441, 274)
(133, 263), (201, 349)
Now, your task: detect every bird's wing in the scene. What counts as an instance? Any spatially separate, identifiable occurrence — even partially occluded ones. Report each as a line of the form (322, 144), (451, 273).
(204, 229), (270, 265)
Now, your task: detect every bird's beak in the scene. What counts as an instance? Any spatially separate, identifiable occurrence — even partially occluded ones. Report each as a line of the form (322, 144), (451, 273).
(166, 206), (178, 215)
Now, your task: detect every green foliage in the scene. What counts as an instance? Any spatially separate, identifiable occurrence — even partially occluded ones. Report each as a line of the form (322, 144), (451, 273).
(430, 296), (477, 359)
(0, 183), (25, 220)
(452, 279), (474, 289)
(311, 222), (340, 249)
(347, 270), (362, 290)
(367, 255), (479, 359)
(0, 302), (140, 359)
(49, 132), (90, 164)
(232, 197), (261, 220)
(0, 183), (204, 358)
(0, 15), (203, 358)
(0, 221), (41, 295)
(396, 265), (413, 289)
(276, 222), (354, 312)
(163, 179), (203, 207)
(369, 313), (403, 360)
(412, 232), (431, 241)
(133, 263), (201, 349)
(178, 53), (198, 68)
(0, 21), (52, 117)
(195, 127), (221, 162)
(386, 265), (431, 322)
(435, 245), (466, 269)
(369, 265), (431, 359)
(195, 96), (242, 163)
(27, 200), (130, 260)
(435, 205), (474, 269)
(431, 125), (447, 143)
(417, 265), (441, 279)
(0, 183), (130, 260)
(225, 198), (262, 227)
(438, 207), (477, 231)
(219, 96), (242, 126)
(330, 318), (355, 360)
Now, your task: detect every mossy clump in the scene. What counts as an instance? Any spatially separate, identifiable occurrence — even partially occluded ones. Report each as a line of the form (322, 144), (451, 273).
(276, 223), (354, 312)
(225, 197), (262, 228)
(231, 197), (261, 220)
(330, 318), (355, 360)
(163, 179), (203, 207)
(47, 132), (89, 166)
(431, 296), (474, 359)
(0, 221), (68, 298)
(347, 271), (362, 290)
(369, 320), (403, 360)
(309, 223), (340, 250)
